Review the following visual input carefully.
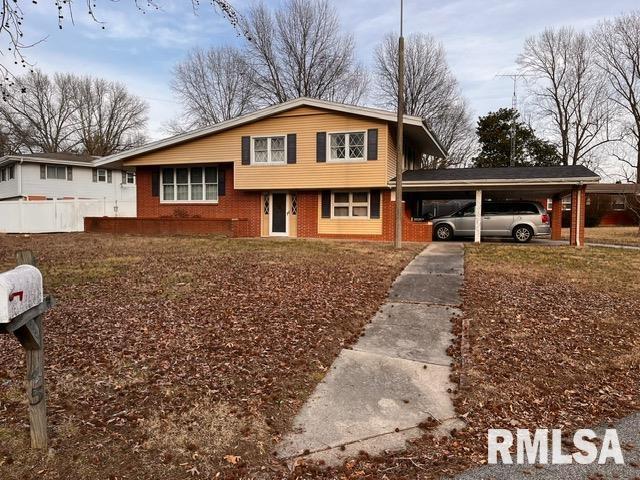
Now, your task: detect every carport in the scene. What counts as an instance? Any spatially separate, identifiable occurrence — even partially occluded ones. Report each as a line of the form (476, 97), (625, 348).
(391, 165), (601, 246)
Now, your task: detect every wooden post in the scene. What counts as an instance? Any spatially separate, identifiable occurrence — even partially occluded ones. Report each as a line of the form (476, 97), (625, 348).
(15, 250), (47, 450)
(394, 1), (405, 249)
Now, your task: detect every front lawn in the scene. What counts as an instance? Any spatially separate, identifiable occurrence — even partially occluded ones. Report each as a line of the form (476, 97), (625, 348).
(313, 244), (640, 479)
(0, 234), (420, 479)
(562, 226), (640, 246)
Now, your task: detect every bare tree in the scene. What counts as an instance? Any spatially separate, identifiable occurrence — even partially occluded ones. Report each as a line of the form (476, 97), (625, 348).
(0, 70), (78, 153)
(72, 76), (148, 155)
(518, 27), (614, 166)
(374, 32), (475, 167)
(241, 0), (367, 105)
(171, 46), (256, 130)
(593, 12), (640, 183)
(0, 1), (243, 97)
(0, 69), (148, 155)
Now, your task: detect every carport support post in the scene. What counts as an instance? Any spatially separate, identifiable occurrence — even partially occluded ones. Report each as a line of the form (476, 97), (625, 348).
(551, 195), (563, 241)
(569, 185), (586, 247)
(474, 189), (482, 244)
(15, 250), (48, 450)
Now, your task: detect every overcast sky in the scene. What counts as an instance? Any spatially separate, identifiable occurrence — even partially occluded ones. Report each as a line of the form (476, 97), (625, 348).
(17, 0), (639, 146)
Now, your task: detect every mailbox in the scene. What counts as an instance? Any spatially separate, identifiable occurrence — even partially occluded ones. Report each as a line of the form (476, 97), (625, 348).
(0, 265), (43, 324)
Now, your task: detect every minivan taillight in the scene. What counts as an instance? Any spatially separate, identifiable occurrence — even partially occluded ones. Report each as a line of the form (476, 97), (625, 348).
(541, 213), (550, 224)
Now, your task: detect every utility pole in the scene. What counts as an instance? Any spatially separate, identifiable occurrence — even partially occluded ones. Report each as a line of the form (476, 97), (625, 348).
(495, 73), (531, 167)
(394, 0), (405, 249)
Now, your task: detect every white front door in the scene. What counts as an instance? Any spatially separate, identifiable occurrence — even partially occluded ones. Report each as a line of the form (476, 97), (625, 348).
(269, 193), (289, 236)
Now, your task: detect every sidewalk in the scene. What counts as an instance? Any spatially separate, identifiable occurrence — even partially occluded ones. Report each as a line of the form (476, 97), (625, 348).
(277, 242), (465, 465)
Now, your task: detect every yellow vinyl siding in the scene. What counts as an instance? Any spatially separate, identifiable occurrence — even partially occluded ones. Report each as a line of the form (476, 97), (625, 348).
(387, 125), (398, 181)
(316, 194), (383, 235)
(124, 106), (390, 190)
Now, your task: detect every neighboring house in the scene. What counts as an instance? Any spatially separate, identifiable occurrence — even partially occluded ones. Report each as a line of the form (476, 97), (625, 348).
(92, 97), (597, 245)
(0, 153), (136, 203)
(548, 183), (640, 227)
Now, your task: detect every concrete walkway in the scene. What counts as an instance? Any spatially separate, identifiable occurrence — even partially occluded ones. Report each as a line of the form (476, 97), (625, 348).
(277, 243), (465, 465)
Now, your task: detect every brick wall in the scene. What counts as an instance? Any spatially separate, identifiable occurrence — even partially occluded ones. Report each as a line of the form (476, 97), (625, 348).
(136, 165), (261, 237)
(296, 190), (432, 243)
(84, 216), (250, 236)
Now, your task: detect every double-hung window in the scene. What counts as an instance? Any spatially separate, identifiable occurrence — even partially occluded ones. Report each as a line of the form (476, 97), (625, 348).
(252, 136), (286, 164)
(329, 132), (365, 161)
(332, 191), (370, 218)
(123, 171), (136, 185)
(161, 166), (218, 202)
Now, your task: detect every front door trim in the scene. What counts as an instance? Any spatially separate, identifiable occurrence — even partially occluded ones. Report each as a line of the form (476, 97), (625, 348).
(269, 192), (289, 237)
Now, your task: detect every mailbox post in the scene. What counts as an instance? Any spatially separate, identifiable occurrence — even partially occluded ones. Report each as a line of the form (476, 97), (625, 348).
(0, 250), (54, 450)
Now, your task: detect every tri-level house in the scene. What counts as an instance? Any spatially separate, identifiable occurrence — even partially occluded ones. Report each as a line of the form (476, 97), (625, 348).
(93, 98), (447, 241)
(93, 97), (600, 245)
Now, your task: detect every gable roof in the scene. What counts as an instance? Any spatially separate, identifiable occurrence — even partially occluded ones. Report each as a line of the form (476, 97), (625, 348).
(392, 165), (600, 186)
(95, 97), (448, 167)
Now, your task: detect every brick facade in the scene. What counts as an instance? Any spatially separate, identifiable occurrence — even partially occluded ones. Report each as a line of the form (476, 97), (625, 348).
(101, 165), (432, 243)
(296, 190), (431, 243)
(136, 165), (262, 237)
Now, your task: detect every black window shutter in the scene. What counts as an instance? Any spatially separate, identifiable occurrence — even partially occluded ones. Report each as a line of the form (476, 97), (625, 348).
(107, 170), (112, 183)
(287, 134), (297, 164)
(370, 189), (381, 218)
(241, 136), (251, 165)
(92, 168), (97, 182)
(67, 166), (73, 181)
(218, 167), (226, 196)
(316, 132), (326, 163)
(367, 129), (378, 160)
(151, 168), (160, 197)
(40, 165), (46, 179)
(321, 191), (331, 218)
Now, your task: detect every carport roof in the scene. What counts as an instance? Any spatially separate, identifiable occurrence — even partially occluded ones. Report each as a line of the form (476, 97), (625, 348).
(393, 165), (600, 186)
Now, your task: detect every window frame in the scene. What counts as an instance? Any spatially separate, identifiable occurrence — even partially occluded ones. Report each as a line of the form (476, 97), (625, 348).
(250, 135), (287, 165)
(160, 166), (219, 204)
(327, 131), (367, 163)
(612, 195), (626, 211)
(44, 164), (68, 181)
(331, 191), (370, 219)
(95, 168), (108, 183)
(123, 171), (136, 185)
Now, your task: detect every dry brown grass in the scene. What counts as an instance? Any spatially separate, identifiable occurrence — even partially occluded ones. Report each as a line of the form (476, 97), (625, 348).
(562, 226), (640, 246)
(0, 233), (420, 480)
(305, 244), (640, 479)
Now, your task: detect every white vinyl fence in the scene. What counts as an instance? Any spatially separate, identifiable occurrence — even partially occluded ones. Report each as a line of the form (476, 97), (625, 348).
(0, 199), (136, 233)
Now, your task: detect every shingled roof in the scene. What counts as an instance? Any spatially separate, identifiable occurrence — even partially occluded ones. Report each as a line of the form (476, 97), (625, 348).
(393, 165), (600, 185)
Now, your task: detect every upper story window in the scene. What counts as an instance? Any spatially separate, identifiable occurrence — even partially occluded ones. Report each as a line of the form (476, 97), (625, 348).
(329, 132), (365, 162)
(161, 166), (218, 203)
(332, 191), (369, 218)
(123, 171), (136, 185)
(41, 164), (72, 181)
(252, 136), (286, 164)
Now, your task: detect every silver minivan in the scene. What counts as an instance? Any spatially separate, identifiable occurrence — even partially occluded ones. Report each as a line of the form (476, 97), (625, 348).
(432, 201), (551, 243)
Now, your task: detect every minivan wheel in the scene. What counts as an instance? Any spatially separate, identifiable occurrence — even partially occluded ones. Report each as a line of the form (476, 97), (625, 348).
(513, 225), (534, 243)
(435, 224), (453, 241)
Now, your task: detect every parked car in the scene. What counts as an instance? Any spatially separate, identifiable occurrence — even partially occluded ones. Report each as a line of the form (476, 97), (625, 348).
(432, 201), (551, 243)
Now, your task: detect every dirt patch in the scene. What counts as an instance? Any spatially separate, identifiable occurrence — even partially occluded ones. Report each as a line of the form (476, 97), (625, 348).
(0, 233), (420, 479)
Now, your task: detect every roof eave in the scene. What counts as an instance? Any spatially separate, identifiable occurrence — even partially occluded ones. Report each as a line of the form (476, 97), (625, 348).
(389, 176), (601, 187)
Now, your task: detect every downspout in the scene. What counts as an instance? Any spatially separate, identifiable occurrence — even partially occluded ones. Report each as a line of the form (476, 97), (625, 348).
(18, 157), (24, 199)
